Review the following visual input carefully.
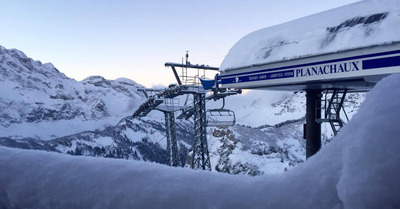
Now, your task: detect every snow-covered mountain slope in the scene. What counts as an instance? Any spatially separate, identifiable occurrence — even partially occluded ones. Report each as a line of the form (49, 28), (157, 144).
(1, 74), (399, 208)
(0, 45), (197, 166)
(0, 45), (365, 176)
(0, 45), (145, 140)
(209, 122), (305, 176)
(220, 0), (400, 71)
(47, 118), (193, 166)
(206, 90), (364, 175)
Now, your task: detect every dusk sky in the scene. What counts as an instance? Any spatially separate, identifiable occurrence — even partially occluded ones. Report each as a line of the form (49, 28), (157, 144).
(1, 0), (360, 87)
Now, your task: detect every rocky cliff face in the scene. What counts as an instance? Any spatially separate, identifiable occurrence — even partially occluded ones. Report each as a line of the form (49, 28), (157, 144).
(208, 121), (305, 176)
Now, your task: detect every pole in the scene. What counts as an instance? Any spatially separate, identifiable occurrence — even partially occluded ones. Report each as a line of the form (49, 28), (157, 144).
(306, 90), (322, 159)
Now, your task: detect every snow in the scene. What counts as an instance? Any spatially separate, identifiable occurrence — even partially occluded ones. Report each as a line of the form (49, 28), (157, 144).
(94, 137), (114, 147)
(0, 117), (124, 140)
(1, 73), (400, 208)
(220, 0), (400, 71)
(207, 120), (306, 175)
(0, 46), (147, 140)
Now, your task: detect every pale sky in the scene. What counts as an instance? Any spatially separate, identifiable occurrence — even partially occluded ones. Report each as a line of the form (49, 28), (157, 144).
(0, 0), (360, 87)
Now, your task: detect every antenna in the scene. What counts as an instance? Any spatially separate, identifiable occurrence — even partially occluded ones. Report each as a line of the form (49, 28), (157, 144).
(185, 51), (189, 65)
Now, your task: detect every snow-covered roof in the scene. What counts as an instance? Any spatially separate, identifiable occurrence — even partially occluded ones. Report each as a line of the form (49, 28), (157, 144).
(220, 0), (400, 72)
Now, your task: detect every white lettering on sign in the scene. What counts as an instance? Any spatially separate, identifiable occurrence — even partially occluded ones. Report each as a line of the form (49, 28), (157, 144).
(294, 61), (361, 77)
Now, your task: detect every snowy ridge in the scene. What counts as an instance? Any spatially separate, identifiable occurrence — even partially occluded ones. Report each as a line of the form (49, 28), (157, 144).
(47, 118), (194, 165)
(220, 0), (400, 71)
(0, 46), (146, 139)
(1, 74), (399, 208)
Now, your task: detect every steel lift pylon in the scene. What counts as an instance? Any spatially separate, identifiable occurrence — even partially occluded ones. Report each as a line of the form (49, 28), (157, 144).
(191, 93), (211, 170)
(133, 87), (183, 167)
(164, 111), (180, 167)
(164, 59), (218, 171)
(132, 52), (241, 170)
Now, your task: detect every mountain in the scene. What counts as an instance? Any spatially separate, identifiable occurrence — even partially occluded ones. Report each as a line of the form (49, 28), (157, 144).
(0, 45), (197, 165)
(207, 90), (365, 175)
(0, 73), (398, 208)
(0, 45), (365, 175)
(0, 45), (148, 139)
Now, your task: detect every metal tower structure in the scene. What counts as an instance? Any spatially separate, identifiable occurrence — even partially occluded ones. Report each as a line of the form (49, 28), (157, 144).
(134, 87), (183, 167)
(164, 59), (217, 171)
(164, 111), (180, 167)
(132, 52), (241, 170)
(192, 93), (211, 170)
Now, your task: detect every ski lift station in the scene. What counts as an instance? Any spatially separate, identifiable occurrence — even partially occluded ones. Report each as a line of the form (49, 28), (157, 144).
(133, 0), (400, 169)
(219, 0), (400, 158)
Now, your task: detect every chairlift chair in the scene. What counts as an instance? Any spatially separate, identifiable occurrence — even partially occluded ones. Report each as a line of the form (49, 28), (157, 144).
(206, 108), (236, 127)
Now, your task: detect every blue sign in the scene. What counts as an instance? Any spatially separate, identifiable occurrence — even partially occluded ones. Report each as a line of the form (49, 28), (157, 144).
(221, 50), (400, 85)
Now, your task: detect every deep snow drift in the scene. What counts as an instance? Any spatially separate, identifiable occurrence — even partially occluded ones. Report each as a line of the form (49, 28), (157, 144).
(1, 74), (400, 209)
(220, 0), (400, 71)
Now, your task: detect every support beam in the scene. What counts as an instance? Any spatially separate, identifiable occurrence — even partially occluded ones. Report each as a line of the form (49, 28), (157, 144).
(191, 93), (211, 170)
(165, 62), (219, 71)
(164, 112), (180, 167)
(170, 66), (182, 85)
(306, 90), (322, 159)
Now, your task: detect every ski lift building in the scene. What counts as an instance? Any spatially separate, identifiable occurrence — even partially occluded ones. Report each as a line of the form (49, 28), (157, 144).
(218, 0), (400, 158)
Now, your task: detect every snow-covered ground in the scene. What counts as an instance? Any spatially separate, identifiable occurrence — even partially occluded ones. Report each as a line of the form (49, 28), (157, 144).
(220, 0), (400, 71)
(1, 73), (399, 209)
